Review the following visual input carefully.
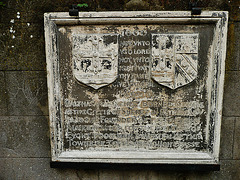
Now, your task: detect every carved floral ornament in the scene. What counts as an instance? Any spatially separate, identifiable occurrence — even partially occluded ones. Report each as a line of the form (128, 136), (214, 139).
(72, 33), (198, 90)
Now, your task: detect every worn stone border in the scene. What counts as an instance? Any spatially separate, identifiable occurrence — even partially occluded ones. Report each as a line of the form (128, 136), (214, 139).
(44, 11), (228, 165)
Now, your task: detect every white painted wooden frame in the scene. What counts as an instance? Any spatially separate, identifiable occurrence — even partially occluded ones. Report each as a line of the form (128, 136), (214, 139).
(44, 11), (228, 164)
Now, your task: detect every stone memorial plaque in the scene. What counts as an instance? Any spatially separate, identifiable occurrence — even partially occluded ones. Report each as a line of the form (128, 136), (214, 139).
(44, 11), (228, 164)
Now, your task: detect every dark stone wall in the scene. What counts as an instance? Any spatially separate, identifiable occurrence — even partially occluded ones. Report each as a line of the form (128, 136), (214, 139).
(0, 0), (239, 179)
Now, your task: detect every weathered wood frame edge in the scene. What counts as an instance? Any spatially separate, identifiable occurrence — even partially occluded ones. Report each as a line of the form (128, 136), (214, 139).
(44, 11), (228, 165)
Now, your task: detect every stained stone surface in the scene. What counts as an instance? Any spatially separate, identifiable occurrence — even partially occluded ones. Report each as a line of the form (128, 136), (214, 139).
(72, 34), (119, 89)
(233, 117), (240, 159)
(0, 23), (46, 71)
(5, 71), (48, 116)
(220, 117), (235, 159)
(59, 24), (212, 153)
(235, 23), (240, 70)
(0, 158), (99, 180)
(151, 33), (198, 89)
(0, 71), (7, 115)
(226, 23), (240, 71)
(0, 0), (239, 178)
(1, 159), (240, 180)
(45, 12), (228, 164)
(213, 160), (240, 180)
(223, 71), (240, 116)
(0, 116), (50, 158)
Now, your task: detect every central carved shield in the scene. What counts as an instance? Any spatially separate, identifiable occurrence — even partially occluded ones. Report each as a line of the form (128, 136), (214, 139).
(72, 34), (118, 89)
(151, 34), (199, 89)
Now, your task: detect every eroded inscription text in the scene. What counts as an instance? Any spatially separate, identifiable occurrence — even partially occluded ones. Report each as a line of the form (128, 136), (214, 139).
(60, 26), (206, 152)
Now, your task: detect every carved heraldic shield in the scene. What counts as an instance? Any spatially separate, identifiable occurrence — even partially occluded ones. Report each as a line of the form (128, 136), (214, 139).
(72, 34), (118, 89)
(151, 34), (199, 89)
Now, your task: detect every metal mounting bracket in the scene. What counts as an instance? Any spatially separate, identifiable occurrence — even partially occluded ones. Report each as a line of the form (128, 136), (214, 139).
(189, 2), (202, 15)
(69, 4), (79, 16)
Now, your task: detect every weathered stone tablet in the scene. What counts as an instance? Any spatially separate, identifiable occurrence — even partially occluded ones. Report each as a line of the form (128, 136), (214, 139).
(44, 11), (228, 164)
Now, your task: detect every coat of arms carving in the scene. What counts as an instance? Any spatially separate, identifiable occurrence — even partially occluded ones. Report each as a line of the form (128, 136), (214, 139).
(72, 34), (119, 89)
(151, 34), (199, 89)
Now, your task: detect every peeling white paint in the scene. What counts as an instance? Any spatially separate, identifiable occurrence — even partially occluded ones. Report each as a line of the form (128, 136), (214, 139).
(58, 27), (66, 34)
(152, 33), (198, 89)
(44, 11), (228, 165)
(72, 33), (118, 89)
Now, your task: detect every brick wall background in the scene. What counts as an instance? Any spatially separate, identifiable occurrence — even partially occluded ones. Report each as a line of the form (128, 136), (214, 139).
(0, 0), (239, 179)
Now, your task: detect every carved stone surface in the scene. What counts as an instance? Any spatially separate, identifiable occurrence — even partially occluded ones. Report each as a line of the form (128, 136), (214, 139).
(72, 34), (118, 89)
(152, 34), (198, 89)
(44, 11), (228, 164)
